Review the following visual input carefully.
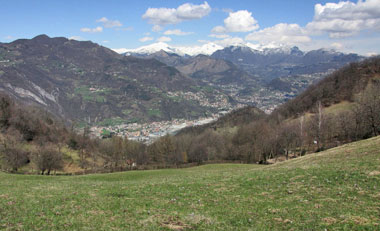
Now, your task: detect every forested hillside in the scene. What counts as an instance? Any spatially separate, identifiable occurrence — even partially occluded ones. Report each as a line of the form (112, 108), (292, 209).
(171, 57), (380, 163)
(272, 57), (380, 120)
(1, 57), (379, 174)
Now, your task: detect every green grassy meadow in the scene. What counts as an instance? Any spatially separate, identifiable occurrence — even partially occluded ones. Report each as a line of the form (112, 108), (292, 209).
(1, 137), (380, 230)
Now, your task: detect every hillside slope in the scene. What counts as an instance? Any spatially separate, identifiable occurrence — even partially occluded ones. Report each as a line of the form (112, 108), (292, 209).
(141, 51), (258, 86)
(170, 57), (380, 165)
(0, 35), (227, 125)
(177, 106), (266, 136)
(1, 136), (379, 230)
(272, 57), (380, 120)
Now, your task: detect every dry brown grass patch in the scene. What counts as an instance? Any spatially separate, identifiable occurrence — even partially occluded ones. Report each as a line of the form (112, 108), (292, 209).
(322, 217), (337, 225)
(161, 216), (190, 230)
(368, 170), (380, 176)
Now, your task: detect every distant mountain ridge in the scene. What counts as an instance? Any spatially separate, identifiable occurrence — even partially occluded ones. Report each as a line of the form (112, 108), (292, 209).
(134, 51), (258, 87)
(125, 43), (363, 84)
(125, 44), (364, 109)
(211, 45), (363, 81)
(122, 42), (223, 56)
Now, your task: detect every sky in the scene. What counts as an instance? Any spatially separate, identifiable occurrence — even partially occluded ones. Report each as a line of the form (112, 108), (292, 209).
(1, 0), (380, 56)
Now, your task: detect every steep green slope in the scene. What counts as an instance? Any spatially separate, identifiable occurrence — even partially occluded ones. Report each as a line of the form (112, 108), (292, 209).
(1, 136), (379, 230)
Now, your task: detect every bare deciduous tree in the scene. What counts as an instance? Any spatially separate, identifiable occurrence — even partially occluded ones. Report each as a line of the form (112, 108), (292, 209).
(356, 81), (380, 137)
(0, 134), (29, 172)
(33, 144), (63, 175)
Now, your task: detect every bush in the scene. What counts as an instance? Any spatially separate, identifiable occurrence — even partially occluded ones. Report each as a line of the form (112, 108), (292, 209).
(0, 134), (29, 172)
(0, 145), (29, 172)
(32, 144), (63, 175)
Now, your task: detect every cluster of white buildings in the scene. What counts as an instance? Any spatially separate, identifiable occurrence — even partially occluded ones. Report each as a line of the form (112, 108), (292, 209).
(89, 115), (224, 143)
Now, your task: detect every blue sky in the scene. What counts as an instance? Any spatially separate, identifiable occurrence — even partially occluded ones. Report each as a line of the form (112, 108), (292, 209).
(1, 0), (380, 55)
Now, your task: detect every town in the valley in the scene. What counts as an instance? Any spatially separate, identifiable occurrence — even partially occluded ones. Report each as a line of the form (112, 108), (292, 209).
(88, 84), (303, 143)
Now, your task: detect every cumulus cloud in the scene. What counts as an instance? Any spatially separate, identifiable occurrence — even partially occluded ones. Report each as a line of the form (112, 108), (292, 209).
(139, 36), (154, 42)
(306, 0), (380, 38)
(246, 23), (311, 46)
(96, 17), (122, 28)
(152, 25), (163, 32)
(209, 34), (230, 39)
(211, 26), (226, 33)
(212, 10), (259, 33)
(213, 37), (245, 47)
(142, 1), (211, 25)
(80, 27), (103, 33)
(157, 36), (172, 42)
(164, 29), (193, 36)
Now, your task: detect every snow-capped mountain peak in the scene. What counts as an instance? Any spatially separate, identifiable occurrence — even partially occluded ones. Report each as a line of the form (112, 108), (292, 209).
(176, 43), (223, 56)
(117, 42), (223, 56)
(115, 41), (342, 58)
(123, 42), (175, 55)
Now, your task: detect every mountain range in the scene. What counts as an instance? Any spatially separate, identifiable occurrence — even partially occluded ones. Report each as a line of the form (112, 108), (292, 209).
(0, 35), (230, 126)
(125, 43), (363, 111)
(126, 42), (363, 82)
(0, 35), (365, 127)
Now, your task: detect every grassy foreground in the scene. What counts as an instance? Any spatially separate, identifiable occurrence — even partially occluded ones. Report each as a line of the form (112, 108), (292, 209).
(1, 137), (380, 230)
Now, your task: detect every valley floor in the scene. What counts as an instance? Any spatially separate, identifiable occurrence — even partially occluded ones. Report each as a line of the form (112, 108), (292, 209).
(1, 137), (380, 230)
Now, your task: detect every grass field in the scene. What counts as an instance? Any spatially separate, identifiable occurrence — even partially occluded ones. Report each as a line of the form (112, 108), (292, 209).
(1, 137), (380, 230)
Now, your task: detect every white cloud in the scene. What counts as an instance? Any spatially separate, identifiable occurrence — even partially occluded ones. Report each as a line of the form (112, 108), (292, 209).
(80, 26), (103, 33)
(142, 1), (211, 25)
(306, 0), (380, 38)
(213, 37), (245, 47)
(152, 25), (163, 32)
(96, 17), (122, 28)
(4, 35), (13, 40)
(212, 10), (259, 33)
(211, 26), (226, 33)
(246, 23), (311, 46)
(164, 29), (193, 36)
(139, 36), (154, 42)
(209, 34), (230, 39)
(157, 36), (172, 42)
